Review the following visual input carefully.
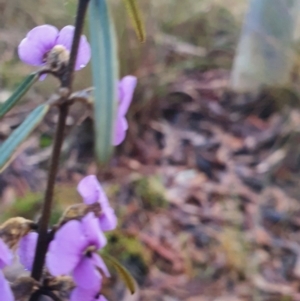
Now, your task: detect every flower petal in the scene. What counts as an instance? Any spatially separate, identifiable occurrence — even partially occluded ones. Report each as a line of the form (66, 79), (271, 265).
(123, 117), (129, 131)
(75, 35), (91, 70)
(73, 256), (102, 290)
(0, 271), (14, 301)
(92, 253), (110, 278)
(97, 296), (108, 301)
(56, 25), (91, 70)
(39, 73), (47, 81)
(18, 232), (38, 271)
(99, 207), (117, 232)
(82, 213), (107, 249)
(77, 175), (109, 207)
(70, 287), (98, 301)
(0, 238), (12, 269)
(18, 25), (58, 66)
(47, 220), (87, 276)
(113, 116), (128, 146)
(118, 76), (137, 116)
(56, 25), (74, 51)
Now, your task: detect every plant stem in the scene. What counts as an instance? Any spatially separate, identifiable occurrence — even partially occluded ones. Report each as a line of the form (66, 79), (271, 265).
(31, 0), (90, 281)
(31, 104), (68, 281)
(62, 0), (91, 89)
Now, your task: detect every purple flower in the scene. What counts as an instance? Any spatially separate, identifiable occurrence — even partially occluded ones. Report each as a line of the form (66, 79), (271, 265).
(77, 175), (109, 206)
(0, 238), (12, 269)
(77, 175), (117, 231)
(0, 238), (14, 301)
(0, 272), (13, 301)
(18, 25), (90, 71)
(18, 232), (38, 271)
(114, 76), (137, 146)
(70, 287), (108, 301)
(47, 212), (109, 292)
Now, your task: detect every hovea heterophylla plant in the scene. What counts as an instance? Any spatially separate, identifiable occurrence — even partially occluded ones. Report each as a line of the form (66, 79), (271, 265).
(0, 0), (145, 300)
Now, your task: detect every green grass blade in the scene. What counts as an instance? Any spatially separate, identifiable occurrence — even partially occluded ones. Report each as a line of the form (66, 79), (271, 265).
(123, 0), (146, 42)
(101, 253), (136, 294)
(0, 104), (49, 172)
(0, 72), (39, 119)
(89, 0), (119, 165)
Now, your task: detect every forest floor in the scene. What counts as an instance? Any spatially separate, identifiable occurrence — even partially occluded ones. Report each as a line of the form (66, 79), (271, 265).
(2, 67), (300, 301)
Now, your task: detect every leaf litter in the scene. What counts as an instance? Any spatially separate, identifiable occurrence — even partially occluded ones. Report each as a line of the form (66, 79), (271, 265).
(2, 42), (300, 301)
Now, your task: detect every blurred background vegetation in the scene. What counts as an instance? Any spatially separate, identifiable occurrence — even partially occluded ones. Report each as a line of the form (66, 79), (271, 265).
(0, 0), (247, 92)
(3, 1), (300, 301)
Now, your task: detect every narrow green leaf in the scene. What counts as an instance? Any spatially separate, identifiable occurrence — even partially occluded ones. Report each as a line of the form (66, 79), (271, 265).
(0, 73), (39, 119)
(0, 104), (49, 172)
(101, 253), (136, 294)
(89, 0), (119, 165)
(123, 0), (146, 42)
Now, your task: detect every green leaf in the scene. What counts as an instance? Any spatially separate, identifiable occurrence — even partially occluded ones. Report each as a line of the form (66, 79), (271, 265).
(123, 0), (146, 42)
(0, 104), (49, 172)
(89, 0), (119, 165)
(101, 253), (136, 294)
(0, 72), (39, 119)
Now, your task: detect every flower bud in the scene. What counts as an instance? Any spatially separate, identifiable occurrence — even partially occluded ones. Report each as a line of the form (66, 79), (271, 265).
(0, 217), (35, 249)
(11, 276), (39, 301)
(46, 45), (70, 73)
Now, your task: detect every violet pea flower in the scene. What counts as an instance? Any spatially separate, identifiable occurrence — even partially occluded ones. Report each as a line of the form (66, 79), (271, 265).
(46, 212), (110, 292)
(77, 175), (117, 231)
(114, 76), (137, 146)
(71, 287), (108, 301)
(18, 232), (38, 271)
(18, 25), (90, 72)
(0, 238), (14, 301)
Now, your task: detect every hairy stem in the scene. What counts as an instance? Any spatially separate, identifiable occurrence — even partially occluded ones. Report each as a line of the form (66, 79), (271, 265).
(31, 0), (90, 281)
